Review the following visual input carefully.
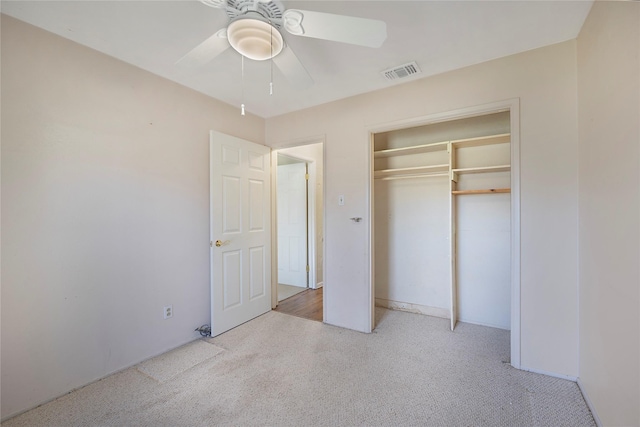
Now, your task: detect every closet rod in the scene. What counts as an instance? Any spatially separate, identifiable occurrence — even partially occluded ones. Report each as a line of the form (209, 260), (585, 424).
(376, 173), (449, 181)
(452, 188), (510, 195)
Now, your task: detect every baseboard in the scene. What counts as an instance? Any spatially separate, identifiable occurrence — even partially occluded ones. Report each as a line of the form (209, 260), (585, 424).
(518, 365), (578, 382)
(315, 281), (323, 289)
(375, 298), (449, 319)
(577, 377), (602, 427)
(457, 316), (510, 331)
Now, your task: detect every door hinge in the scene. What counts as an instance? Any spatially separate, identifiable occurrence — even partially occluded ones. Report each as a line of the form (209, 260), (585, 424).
(306, 265), (310, 272)
(305, 173), (309, 180)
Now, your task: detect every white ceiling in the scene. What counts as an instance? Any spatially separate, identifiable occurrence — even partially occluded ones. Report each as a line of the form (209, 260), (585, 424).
(2, 0), (593, 118)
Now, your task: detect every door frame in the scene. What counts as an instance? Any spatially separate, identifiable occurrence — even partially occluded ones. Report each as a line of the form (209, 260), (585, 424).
(367, 99), (521, 369)
(270, 141), (325, 313)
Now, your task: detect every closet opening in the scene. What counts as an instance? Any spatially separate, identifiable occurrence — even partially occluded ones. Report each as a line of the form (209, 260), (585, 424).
(368, 100), (520, 367)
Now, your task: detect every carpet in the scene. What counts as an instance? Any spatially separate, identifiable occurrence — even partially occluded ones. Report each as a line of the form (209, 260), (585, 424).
(2, 308), (595, 426)
(136, 340), (225, 383)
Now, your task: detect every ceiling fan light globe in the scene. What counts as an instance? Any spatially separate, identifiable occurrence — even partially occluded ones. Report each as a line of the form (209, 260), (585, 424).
(227, 18), (284, 61)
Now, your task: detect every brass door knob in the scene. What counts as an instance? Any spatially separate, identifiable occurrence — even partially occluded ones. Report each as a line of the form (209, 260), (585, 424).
(215, 240), (223, 247)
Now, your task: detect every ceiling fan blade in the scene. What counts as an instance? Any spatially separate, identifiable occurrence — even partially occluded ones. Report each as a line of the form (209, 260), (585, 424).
(272, 45), (313, 89)
(199, 0), (227, 9)
(282, 9), (387, 48)
(176, 29), (230, 67)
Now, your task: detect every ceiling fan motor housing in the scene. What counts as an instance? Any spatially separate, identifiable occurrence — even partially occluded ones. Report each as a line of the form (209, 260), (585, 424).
(227, 12), (284, 61)
(224, 0), (284, 26)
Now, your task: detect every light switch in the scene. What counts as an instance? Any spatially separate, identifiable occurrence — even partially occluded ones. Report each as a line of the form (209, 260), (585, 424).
(338, 195), (345, 206)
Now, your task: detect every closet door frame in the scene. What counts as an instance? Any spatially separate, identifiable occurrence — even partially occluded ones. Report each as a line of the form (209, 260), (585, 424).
(367, 99), (521, 369)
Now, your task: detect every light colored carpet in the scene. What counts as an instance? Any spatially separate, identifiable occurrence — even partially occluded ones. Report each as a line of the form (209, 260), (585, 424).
(136, 340), (224, 383)
(277, 283), (306, 302)
(2, 309), (595, 427)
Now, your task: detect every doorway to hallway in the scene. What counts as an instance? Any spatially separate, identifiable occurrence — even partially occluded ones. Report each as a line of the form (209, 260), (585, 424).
(273, 142), (324, 322)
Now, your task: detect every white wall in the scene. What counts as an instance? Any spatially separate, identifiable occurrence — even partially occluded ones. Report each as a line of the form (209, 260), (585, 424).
(374, 173), (450, 313)
(577, 2), (640, 426)
(266, 40), (580, 377)
(456, 153), (511, 330)
(0, 15), (264, 420)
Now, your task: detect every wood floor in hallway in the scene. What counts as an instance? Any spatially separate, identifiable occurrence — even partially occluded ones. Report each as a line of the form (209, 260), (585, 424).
(274, 287), (323, 322)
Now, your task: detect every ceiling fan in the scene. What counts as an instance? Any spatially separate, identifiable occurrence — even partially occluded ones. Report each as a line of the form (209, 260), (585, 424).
(178, 0), (387, 88)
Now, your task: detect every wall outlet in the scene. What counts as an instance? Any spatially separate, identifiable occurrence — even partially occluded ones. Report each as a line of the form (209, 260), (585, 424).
(163, 305), (173, 319)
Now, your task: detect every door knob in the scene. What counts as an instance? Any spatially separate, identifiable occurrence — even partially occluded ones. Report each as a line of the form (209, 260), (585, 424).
(215, 240), (230, 247)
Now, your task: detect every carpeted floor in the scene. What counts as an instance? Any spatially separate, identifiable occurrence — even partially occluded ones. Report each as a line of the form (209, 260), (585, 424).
(2, 309), (595, 426)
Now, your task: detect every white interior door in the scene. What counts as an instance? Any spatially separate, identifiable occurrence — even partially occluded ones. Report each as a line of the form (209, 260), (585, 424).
(277, 162), (308, 287)
(210, 131), (271, 337)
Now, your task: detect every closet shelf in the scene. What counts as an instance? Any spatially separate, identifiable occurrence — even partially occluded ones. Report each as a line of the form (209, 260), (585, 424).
(452, 188), (511, 195)
(374, 133), (511, 157)
(374, 164), (449, 178)
(374, 141), (448, 158)
(376, 172), (449, 181)
(452, 165), (510, 175)
(451, 133), (510, 148)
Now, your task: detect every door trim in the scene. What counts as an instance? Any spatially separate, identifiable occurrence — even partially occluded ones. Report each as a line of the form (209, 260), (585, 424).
(366, 99), (521, 369)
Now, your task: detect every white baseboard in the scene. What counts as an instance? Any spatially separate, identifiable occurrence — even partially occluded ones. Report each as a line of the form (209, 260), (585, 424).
(375, 298), (449, 319)
(577, 377), (602, 427)
(314, 281), (323, 289)
(519, 365), (577, 382)
(457, 316), (510, 331)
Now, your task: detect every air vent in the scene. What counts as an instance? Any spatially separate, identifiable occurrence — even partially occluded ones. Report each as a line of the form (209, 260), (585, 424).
(381, 62), (422, 81)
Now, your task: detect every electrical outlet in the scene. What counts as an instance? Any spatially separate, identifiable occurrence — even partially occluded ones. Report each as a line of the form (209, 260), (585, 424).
(163, 305), (173, 319)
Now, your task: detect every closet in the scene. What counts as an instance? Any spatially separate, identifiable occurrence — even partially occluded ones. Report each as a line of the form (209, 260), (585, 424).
(373, 112), (511, 330)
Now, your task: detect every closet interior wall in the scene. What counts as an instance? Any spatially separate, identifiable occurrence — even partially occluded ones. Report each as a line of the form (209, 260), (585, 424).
(373, 112), (512, 330)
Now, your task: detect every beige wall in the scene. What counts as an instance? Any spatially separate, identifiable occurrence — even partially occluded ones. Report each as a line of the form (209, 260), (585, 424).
(577, 2), (640, 426)
(0, 15), (264, 419)
(266, 40), (580, 377)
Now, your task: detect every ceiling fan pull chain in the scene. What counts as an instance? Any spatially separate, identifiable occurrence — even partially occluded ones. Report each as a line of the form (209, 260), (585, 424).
(241, 54), (246, 116)
(269, 23), (274, 96)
